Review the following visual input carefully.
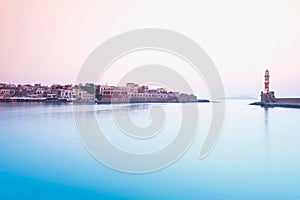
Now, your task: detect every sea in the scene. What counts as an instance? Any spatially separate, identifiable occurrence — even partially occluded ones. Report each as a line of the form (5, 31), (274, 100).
(0, 100), (299, 199)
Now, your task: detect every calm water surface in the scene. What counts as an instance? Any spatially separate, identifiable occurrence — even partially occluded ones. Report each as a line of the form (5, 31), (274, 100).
(0, 101), (299, 199)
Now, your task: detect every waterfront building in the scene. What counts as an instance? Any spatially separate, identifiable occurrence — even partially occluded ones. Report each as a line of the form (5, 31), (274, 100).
(157, 88), (167, 94)
(72, 89), (95, 102)
(36, 87), (48, 98)
(138, 85), (148, 93)
(59, 89), (74, 99)
(0, 89), (15, 98)
(125, 83), (136, 93)
(100, 86), (126, 98)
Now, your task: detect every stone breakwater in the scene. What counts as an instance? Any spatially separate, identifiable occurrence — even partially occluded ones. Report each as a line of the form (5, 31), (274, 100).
(250, 102), (300, 109)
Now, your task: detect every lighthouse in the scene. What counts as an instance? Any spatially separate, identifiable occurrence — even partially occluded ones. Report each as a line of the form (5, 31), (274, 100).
(264, 69), (270, 93)
(261, 69), (276, 102)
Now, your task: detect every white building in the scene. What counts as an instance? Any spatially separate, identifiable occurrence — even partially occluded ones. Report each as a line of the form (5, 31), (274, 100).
(73, 89), (95, 102)
(36, 87), (48, 97)
(59, 89), (74, 99)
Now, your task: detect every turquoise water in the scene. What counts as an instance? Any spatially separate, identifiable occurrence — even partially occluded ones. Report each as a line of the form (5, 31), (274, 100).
(0, 101), (300, 199)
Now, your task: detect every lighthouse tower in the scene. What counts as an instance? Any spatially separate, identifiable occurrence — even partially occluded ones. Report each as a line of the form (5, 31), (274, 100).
(261, 69), (276, 102)
(264, 69), (270, 93)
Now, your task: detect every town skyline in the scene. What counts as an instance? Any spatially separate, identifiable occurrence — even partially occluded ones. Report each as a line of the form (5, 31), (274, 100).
(0, 81), (198, 104)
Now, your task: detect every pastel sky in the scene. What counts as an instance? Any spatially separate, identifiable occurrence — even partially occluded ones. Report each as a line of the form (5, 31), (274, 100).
(0, 0), (299, 97)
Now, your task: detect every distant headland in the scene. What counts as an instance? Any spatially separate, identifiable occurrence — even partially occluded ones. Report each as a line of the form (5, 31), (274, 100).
(250, 70), (300, 108)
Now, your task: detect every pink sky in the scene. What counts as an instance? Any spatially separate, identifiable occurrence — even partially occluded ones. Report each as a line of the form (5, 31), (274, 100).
(0, 0), (299, 97)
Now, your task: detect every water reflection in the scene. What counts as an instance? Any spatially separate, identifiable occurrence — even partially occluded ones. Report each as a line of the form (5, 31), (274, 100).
(264, 107), (268, 132)
(264, 107), (270, 163)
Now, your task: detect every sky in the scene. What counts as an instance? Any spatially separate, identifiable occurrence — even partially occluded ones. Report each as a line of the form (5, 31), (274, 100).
(0, 0), (300, 98)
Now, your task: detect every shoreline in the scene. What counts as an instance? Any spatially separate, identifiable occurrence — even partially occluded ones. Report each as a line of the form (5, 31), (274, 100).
(0, 97), (70, 103)
(96, 99), (209, 104)
(0, 98), (210, 104)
